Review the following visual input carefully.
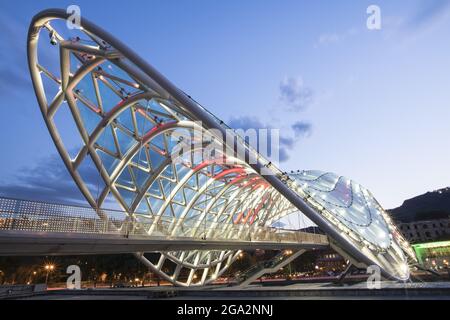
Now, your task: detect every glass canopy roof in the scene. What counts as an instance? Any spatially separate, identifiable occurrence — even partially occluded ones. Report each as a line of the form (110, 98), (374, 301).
(290, 171), (391, 250)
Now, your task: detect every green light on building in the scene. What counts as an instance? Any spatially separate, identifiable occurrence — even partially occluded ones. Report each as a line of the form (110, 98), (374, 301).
(412, 241), (450, 268)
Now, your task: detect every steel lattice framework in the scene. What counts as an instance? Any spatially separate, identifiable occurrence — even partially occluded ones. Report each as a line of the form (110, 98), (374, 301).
(27, 9), (416, 286)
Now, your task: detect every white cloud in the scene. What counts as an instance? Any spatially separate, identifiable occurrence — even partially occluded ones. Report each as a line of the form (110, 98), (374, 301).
(315, 28), (358, 47)
(279, 76), (313, 112)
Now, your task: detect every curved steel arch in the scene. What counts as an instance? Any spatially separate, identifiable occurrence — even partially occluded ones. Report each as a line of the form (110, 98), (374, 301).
(28, 8), (415, 285)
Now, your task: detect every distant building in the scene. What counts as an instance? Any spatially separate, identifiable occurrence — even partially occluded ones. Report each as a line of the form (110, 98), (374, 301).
(315, 249), (346, 273)
(412, 241), (450, 270)
(398, 218), (450, 244)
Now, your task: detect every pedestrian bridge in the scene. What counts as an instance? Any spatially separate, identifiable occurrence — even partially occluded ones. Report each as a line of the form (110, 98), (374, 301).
(19, 8), (415, 285)
(0, 197), (328, 256)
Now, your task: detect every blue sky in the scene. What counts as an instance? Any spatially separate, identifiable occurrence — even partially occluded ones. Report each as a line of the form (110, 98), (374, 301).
(0, 0), (449, 209)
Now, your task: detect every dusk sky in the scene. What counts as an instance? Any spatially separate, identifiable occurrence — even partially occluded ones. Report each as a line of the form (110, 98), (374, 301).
(0, 0), (449, 210)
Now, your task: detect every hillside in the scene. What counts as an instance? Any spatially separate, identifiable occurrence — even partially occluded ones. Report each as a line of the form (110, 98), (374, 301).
(388, 187), (450, 223)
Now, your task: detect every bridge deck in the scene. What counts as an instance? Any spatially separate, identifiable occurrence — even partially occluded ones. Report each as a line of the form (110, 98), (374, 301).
(0, 197), (328, 256)
(0, 230), (328, 256)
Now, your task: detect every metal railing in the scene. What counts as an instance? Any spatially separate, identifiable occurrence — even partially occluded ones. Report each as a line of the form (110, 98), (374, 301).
(0, 284), (46, 299)
(236, 251), (288, 282)
(0, 197), (328, 245)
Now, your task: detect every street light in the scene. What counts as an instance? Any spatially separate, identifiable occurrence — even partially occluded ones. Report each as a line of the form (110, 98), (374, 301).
(28, 270), (38, 284)
(44, 264), (55, 285)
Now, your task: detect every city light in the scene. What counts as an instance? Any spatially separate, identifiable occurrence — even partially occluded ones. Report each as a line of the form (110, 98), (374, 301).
(44, 264), (55, 285)
(44, 264), (55, 271)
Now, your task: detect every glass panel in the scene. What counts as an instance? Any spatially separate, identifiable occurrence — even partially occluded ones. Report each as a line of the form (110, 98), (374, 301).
(96, 149), (118, 174)
(104, 62), (140, 95)
(116, 108), (134, 132)
(77, 101), (101, 135)
(148, 197), (164, 213)
(117, 167), (134, 188)
(172, 203), (185, 217)
(37, 27), (61, 81)
(74, 73), (98, 108)
(97, 78), (122, 113)
(53, 102), (84, 160)
(135, 199), (150, 215)
(78, 154), (105, 201)
(172, 189), (185, 204)
(290, 171), (391, 249)
(117, 187), (135, 208)
(131, 166), (148, 190)
(148, 99), (174, 123)
(160, 164), (176, 180)
(96, 125), (116, 153)
(131, 151), (149, 169)
(40, 73), (60, 104)
(147, 180), (162, 198)
(150, 134), (166, 152)
(116, 128), (136, 154)
(148, 149), (165, 169)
